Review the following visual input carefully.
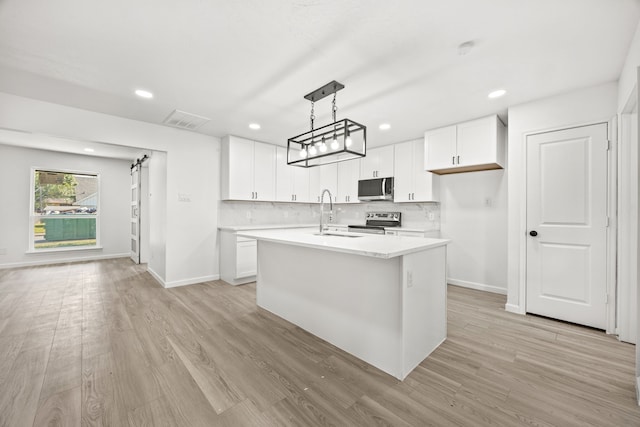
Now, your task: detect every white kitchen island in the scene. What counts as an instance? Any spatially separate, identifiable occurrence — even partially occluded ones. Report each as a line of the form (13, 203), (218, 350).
(237, 228), (450, 380)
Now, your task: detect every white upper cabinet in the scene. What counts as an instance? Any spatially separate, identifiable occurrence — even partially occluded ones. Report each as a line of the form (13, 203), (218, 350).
(337, 156), (360, 203)
(360, 145), (394, 179)
(253, 142), (277, 200)
(424, 126), (457, 171)
(309, 163), (338, 203)
(221, 135), (276, 201)
(393, 139), (439, 202)
(276, 146), (309, 202)
(424, 115), (506, 174)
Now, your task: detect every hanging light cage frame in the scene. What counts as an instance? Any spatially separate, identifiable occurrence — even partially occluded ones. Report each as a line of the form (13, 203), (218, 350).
(287, 80), (367, 168)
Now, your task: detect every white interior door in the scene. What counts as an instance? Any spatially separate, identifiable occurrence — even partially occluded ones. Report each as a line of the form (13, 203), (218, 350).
(130, 165), (141, 264)
(526, 123), (608, 329)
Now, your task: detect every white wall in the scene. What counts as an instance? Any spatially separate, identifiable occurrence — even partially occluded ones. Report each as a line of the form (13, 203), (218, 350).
(148, 150), (167, 281)
(506, 82), (618, 314)
(0, 144), (130, 267)
(0, 92), (220, 287)
(615, 17), (640, 395)
(618, 20), (640, 113)
(440, 169), (507, 294)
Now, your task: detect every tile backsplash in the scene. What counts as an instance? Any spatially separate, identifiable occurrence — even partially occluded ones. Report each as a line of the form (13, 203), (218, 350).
(218, 200), (440, 232)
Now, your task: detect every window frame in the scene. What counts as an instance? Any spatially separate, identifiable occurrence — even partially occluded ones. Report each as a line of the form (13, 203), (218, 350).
(28, 166), (102, 253)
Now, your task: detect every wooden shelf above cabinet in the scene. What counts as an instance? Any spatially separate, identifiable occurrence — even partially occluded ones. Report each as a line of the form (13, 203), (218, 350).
(428, 162), (504, 175)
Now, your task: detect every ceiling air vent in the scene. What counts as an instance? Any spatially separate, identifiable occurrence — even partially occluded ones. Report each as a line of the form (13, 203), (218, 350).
(162, 109), (211, 131)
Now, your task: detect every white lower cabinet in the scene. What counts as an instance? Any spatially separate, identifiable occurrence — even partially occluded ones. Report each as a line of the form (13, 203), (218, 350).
(220, 230), (257, 285)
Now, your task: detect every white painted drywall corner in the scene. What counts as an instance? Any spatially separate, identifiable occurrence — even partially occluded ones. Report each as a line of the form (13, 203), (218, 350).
(440, 169), (507, 294)
(618, 19), (640, 113)
(148, 150), (167, 282)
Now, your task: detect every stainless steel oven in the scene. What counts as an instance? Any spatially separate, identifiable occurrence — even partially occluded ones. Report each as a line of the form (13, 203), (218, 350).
(348, 212), (401, 234)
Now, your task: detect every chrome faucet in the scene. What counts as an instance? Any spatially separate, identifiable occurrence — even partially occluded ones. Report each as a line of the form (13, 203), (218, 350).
(319, 189), (334, 234)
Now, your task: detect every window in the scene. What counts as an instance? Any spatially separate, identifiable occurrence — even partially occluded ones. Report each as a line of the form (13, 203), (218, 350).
(31, 168), (100, 251)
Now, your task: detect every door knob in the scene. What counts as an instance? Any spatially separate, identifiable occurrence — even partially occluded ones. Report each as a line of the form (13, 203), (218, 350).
(529, 230), (538, 237)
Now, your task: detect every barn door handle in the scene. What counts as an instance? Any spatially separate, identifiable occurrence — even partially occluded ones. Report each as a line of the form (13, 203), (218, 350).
(529, 230), (538, 237)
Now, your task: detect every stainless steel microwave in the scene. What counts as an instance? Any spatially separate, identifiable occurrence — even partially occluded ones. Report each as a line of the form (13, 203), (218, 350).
(358, 177), (394, 201)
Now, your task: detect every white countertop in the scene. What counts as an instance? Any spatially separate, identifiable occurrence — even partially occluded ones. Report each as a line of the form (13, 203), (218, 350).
(326, 224), (431, 233)
(237, 228), (449, 259)
(220, 223), (432, 233)
(218, 224), (317, 231)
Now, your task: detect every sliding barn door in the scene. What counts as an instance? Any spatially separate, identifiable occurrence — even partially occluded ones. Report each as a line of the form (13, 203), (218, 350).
(130, 165), (141, 264)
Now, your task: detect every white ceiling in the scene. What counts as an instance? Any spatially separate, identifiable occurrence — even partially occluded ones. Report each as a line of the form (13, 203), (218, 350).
(0, 0), (638, 155)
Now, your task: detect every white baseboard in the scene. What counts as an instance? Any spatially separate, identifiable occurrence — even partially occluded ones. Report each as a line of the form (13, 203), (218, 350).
(147, 266), (166, 287)
(505, 303), (525, 314)
(148, 271), (220, 289)
(0, 252), (130, 269)
(637, 376), (640, 406)
(447, 278), (507, 295)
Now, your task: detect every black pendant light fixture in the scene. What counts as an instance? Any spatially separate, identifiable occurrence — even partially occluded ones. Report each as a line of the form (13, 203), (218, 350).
(287, 80), (366, 167)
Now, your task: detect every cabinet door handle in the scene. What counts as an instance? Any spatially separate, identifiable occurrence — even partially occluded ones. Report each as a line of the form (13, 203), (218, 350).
(457, 155), (460, 164)
(452, 156), (455, 165)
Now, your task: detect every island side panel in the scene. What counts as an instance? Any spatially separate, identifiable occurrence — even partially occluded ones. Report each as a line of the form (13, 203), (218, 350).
(256, 240), (404, 379)
(401, 246), (447, 379)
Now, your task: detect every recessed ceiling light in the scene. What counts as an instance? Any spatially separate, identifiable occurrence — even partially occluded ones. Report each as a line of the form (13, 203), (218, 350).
(379, 123), (391, 130)
(488, 89), (506, 99)
(84, 148), (95, 153)
(134, 89), (154, 99)
(249, 123), (261, 130)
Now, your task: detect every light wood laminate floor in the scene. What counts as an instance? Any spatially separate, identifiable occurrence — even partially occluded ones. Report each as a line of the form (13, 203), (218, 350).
(0, 258), (638, 426)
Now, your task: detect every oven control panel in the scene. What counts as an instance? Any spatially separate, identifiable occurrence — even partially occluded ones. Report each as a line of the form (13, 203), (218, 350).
(365, 212), (401, 226)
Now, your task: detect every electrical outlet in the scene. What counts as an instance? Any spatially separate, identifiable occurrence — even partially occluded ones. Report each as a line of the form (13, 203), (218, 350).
(427, 212), (435, 221)
(485, 198), (492, 207)
(178, 193), (191, 202)
(407, 271), (413, 288)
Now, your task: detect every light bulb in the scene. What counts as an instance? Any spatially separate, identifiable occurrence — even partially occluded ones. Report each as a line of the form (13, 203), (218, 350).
(331, 136), (339, 150)
(300, 148), (307, 158)
(319, 141), (327, 153)
(309, 145), (317, 156)
(345, 136), (353, 147)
